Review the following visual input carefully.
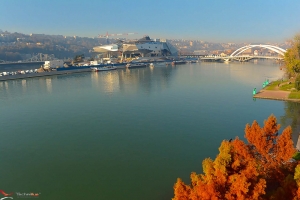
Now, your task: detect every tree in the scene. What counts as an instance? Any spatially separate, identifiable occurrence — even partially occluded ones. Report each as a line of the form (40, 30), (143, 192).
(73, 54), (85, 63)
(172, 115), (298, 200)
(284, 34), (300, 78)
(173, 178), (191, 200)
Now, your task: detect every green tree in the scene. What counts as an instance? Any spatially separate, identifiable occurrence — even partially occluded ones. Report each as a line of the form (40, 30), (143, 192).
(284, 34), (300, 77)
(73, 54), (85, 63)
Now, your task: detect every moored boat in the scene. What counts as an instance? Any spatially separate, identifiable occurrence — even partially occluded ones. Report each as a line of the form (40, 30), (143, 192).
(171, 60), (187, 66)
(126, 63), (147, 68)
(91, 66), (117, 71)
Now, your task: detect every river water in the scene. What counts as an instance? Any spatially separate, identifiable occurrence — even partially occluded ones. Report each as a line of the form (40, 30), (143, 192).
(0, 60), (298, 200)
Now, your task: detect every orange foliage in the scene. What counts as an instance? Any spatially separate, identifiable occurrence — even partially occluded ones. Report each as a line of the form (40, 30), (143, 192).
(172, 115), (299, 200)
(173, 178), (191, 200)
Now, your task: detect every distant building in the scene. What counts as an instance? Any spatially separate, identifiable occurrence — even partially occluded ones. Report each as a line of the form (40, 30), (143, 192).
(211, 50), (223, 55)
(93, 44), (120, 59)
(93, 36), (178, 59)
(194, 50), (208, 55)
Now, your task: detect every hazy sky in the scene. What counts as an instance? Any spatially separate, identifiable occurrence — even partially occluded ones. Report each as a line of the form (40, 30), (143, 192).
(1, 0), (299, 43)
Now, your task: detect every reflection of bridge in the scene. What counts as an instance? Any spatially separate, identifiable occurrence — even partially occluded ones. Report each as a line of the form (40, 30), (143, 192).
(201, 44), (286, 62)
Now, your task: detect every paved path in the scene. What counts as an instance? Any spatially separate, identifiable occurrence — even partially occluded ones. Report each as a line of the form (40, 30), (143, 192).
(254, 80), (300, 102)
(254, 89), (290, 101)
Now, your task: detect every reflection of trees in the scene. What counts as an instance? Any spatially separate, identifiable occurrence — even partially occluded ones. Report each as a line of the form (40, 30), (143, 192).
(280, 101), (300, 143)
(117, 65), (176, 94)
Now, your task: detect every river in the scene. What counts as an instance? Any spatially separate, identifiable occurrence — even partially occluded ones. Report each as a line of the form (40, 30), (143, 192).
(0, 60), (298, 200)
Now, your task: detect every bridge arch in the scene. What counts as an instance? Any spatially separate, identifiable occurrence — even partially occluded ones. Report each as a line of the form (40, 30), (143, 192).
(230, 44), (286, 57)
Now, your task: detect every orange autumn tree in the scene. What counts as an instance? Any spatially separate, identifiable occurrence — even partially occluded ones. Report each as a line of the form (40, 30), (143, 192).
(173, 115), (298, 200)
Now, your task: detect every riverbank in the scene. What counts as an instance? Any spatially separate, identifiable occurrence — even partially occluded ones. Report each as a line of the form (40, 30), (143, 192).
(0, 65), (129, 81)
(254, 79), (300, 102)
(0, 61), (176, 81)
(0, 68), (93, 81)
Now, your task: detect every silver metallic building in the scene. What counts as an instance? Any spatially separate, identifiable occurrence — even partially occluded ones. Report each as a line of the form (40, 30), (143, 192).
(93, 36), (178, 59)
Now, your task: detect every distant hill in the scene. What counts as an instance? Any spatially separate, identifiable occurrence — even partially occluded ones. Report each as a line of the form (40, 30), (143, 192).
(0, 30), (290, 62)
(0, 31), (110, 61)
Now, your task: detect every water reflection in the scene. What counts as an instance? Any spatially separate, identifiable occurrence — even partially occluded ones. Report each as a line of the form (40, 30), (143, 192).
(22, 79), (26, 92)
(5, 81), (8, 90)
(0, 65), (178, 98)
(46, 78), (52, 93)
(280, 101), (300, 145)
(0, 76), (57, 99)
(118, 68), (146, 94)
(228, 61), (284, 85)
(117, 65), (176, 94)
(91, 70), (99, 87)
(91, 71), (119, 94)
(0, 61), (299, 200)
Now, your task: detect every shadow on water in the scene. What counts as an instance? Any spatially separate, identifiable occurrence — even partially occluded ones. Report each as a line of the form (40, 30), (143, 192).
(280, 101), (300, 146)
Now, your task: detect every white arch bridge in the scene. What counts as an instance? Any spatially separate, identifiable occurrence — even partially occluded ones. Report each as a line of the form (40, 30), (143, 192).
(201, 44), (286, 62)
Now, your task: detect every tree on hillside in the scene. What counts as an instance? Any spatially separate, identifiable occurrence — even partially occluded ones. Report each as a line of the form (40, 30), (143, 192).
(73, 54), (85, 63)
(172, 115), (299, 200)
(284, 34), (300, 78)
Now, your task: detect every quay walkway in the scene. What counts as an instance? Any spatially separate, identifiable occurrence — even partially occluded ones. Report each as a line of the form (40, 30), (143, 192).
(0, 60), (174, 82)
(0, 68), (93, 81)
(254, 89), (290, 101)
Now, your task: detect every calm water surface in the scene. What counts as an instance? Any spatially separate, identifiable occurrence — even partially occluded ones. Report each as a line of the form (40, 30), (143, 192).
(0, 60), (299, 200)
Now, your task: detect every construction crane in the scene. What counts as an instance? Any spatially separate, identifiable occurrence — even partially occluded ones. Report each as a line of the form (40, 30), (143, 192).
(98, 32), (138, 44)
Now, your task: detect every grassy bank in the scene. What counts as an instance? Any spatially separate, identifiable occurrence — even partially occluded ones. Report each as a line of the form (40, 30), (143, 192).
(265, 79), (300, 100)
